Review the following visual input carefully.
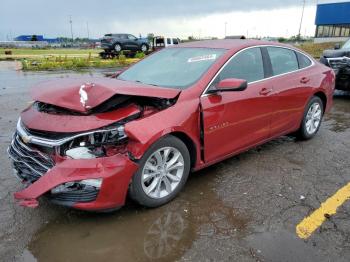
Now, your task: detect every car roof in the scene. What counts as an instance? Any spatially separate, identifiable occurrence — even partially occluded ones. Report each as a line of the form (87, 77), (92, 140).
(178, 39), (285, 50)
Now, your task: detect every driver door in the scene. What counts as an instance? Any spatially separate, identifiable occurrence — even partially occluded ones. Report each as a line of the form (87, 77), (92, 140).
(200, 47), (274, 162)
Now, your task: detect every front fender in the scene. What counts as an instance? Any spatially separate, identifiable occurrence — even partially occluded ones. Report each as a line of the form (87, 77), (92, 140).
(124, 99), (201, 162)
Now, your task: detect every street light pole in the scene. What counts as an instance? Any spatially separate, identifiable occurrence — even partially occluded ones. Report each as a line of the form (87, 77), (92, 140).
(86, 22), (90, 39)
(298, 0), (306, 40)
(224, 22), (228, 38)
(69, 15), (74, 42)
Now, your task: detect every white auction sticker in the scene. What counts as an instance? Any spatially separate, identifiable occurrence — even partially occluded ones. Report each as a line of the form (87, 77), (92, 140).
(188, 54), (217, 63)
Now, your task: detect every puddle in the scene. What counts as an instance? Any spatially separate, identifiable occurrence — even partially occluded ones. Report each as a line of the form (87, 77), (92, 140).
(25, 166), (249, 262)
(324, 91), (350, 132)
(246, 230), (333, 262)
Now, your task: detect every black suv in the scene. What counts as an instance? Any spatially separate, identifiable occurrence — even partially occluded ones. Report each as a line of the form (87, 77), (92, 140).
(320, 39), (350, 91)
(101, 34), (149, 53)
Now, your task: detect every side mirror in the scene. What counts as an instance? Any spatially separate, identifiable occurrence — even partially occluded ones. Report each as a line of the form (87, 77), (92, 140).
(334, 43), (341, 50)
(215, 78), (248, 92)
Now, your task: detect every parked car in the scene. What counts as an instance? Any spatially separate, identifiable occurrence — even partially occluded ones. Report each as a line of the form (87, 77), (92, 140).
(101, 33), (149, 53)
(9, 40), (334, 211)
(152, 36), (180, 51)
(320, 39), (350, 90)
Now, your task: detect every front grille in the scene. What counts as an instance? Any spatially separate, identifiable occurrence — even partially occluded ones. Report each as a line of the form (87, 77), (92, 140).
(328, 57), (350, 70)
(8, 133), (54, 183)
(50, 188), (99, 204)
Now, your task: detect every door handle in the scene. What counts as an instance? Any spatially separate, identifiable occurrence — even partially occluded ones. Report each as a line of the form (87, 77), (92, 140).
(300, 77), (310, 84)
(259, 87), (273, 96)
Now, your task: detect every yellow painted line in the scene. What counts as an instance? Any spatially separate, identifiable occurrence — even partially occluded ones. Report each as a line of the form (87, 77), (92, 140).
(296, 182), (350, 239)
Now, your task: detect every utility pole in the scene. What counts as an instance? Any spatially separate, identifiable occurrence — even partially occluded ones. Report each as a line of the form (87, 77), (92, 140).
(69, 15), (74, 42)
(86, 22), (90, 39)
(224, 22), (228, 38)
(298, 0), (306, 40)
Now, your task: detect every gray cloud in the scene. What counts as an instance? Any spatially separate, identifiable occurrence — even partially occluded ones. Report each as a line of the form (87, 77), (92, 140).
(0, 0), (343, 39)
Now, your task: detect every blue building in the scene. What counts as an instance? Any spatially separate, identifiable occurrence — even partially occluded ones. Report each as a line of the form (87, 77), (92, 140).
(14, 35), (59, 43)
(315, 1), (350, 42)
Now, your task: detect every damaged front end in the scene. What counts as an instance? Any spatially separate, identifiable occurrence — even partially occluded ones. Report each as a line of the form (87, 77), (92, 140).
(8, 78), (179, 210)
(9, 118), (138, 210)
(327, 57), (350, 91)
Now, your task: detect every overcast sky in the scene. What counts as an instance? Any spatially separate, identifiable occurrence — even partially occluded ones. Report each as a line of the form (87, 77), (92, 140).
(0, 0), (346, 40)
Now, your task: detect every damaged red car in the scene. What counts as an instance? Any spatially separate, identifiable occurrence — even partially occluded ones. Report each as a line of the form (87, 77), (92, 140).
(8, 40), (335, 211)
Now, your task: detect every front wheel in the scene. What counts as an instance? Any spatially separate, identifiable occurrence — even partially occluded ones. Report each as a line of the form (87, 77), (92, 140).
(140, 44), (148, 52)
(297, 96), (324, 140)
(129, 136), (190, 207)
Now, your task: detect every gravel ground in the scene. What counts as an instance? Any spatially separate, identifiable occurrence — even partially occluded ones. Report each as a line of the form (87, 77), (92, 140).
(0, 61), (350, 262)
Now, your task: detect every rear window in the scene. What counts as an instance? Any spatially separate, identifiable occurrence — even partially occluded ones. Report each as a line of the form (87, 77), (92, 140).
(297, 52), (312, 69)
(267, 47), (299, 75)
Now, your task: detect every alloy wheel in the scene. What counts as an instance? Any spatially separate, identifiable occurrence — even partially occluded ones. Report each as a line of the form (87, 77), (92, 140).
(141, 147), (184, 199)
(114, 44), (122, 52)
(141, 44), (147, 52)
(305, 102), (322, 135)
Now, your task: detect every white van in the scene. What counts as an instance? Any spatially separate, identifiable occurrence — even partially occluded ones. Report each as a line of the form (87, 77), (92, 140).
(152, 36), (180, 50)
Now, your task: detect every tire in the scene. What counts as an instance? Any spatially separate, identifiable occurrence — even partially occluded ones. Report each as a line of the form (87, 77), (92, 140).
(114, 43), (122, 52)
(297, 96), (324, 140)
(140, 44), (148, 52)
(129, 136), (191, 208)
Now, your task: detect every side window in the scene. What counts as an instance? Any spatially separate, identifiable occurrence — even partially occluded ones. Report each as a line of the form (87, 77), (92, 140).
(216, 47), (264, 83)
(167, 38), (171, 44)
(127, 34), (137, 40)
(297, 52), (312, 69)
(267, 47), (299, 75)
(173, 38), (179, 45)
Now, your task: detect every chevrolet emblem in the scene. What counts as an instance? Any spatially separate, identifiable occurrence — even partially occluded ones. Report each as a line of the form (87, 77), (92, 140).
(21, 134), (31, 144)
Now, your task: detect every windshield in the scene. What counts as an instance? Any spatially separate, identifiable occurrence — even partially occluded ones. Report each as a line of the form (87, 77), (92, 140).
(343, 39), (350, 49)
(118, 47), (225, 89)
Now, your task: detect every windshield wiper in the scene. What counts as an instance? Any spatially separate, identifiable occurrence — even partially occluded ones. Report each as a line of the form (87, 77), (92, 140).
(134, 80), (159, 87)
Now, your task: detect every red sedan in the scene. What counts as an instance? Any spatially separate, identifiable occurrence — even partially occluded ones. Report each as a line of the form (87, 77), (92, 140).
(8, 40), (335, 211)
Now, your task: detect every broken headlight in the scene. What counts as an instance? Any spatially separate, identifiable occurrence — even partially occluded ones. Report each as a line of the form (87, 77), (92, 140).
(63, 126), (127, 159)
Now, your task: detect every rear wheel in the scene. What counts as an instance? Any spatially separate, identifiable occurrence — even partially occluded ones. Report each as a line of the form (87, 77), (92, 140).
(129, 136), (190, 207)
(114, 43), (122, 52)
(297, 96), (324, 140)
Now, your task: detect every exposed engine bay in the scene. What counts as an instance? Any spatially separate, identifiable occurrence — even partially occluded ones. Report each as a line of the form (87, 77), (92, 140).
(24, 94), (177, 159)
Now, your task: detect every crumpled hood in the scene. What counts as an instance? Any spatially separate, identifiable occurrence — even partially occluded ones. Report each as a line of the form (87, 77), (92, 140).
(32, 77), (180, 113)
(323, 48), (350, 58)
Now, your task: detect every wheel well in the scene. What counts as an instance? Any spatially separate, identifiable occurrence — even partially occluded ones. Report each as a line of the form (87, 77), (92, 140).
(170, 132), (197, 168)
(313, 91), (327, 112)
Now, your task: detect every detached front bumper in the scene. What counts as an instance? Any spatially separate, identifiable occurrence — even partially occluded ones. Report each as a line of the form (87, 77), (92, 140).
(12, 153), (138, 211)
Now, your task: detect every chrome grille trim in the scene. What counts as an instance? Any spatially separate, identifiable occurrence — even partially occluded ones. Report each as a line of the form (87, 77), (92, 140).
(327, 56), (350, 70)
(17, 118), (120, 148)
(8, 133), (54, 182)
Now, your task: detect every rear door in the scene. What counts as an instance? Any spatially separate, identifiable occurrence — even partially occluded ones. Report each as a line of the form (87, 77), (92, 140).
(200, 47), (275, 162)
(125, 34), (138, 50)
(265, 47), (315, 137)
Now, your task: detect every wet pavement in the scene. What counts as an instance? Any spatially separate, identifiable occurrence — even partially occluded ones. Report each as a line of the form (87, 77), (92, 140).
(0, 61), (350, 262)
